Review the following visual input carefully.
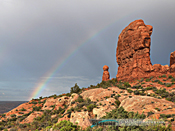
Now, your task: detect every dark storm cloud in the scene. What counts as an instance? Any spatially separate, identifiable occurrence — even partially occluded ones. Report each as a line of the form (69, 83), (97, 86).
(0, 0), (175, 100)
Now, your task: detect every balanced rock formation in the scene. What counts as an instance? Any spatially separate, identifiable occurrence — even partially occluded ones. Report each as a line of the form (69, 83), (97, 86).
(116, 19), (175, 81)
(102, 65), (110, 81)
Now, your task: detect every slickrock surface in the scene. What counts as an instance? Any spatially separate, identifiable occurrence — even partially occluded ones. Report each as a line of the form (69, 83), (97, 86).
(116, 19), (175, 81)
(42, 96), (69, 110)
(93, 98), (116, 119)
(80, 88), (113, 101)
(21, 111), (43, 124)
(102, 65), (110, 81)
(119, 96), (175, 114)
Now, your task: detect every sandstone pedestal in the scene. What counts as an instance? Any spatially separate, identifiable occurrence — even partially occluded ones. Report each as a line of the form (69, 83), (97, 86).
(102, 65), (110, 81)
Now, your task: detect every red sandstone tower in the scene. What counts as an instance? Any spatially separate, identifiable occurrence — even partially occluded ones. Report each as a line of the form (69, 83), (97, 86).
(102, 65), (110, 81)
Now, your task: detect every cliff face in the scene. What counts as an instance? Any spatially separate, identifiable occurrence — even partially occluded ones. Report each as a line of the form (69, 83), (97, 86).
(116, 19), (175, 81)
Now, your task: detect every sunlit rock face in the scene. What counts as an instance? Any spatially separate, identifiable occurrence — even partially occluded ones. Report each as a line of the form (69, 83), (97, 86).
(116, 19), (175, 81)
(102, 65), (110, 81)
(170, 51), (175, 72)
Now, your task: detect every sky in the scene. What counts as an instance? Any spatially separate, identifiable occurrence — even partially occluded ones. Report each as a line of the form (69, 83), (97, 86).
(0, 0), (175, 101)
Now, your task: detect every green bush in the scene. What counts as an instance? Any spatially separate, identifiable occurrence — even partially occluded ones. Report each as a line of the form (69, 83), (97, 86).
(10, 114), (16, 117)
(146, 78), (150, 82)
(168, 75), (173, 79)
(147, 111), (154, 117)
(155, 107), (160, 111)
(127, 88), (133, 93)
(115, 100), (121, 106)
(31, 101), (38, 104)
(146, 86), (153, 90)
(52, 120), (80, 131)
(87, 104), (96, 112)
(70, 83), (81, 94)
(162, 74), (167, 78)
(20, 107), (26, 111)
(171, 78), (175, 82)
(76, 96), (84, 103)
(124, 82), (131, 87)
(134, 90), (139, 95)
(32, 106), (41, 111)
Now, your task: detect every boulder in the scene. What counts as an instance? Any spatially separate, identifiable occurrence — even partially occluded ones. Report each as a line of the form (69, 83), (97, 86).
(70, 111), (91, 129)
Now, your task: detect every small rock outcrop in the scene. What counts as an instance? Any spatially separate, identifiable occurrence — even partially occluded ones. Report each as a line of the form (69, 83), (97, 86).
(116, 19), (175, 81)
(102, 65), (110, 81)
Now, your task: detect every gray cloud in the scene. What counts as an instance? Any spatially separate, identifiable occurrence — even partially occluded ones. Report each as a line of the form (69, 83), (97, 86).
(0, 0), (175, 100)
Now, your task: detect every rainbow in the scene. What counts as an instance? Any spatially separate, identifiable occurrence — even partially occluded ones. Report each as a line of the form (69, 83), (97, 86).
(29, 13), (138, 100)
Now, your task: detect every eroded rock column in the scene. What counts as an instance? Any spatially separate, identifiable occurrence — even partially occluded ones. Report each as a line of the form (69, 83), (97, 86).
(102, 65), (110, 81)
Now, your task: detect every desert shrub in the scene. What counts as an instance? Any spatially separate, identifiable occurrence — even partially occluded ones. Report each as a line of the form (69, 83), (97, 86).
(19, 116), (27, 122)
(158, 81), (164, 85)
(165, 83), (172, 87)
(20, 107), (26, 111)
(155, 107), (160, 111)
(134, 90), (139, 95)
(160, 114), (166, 118)
(76, 95), (84, 103)
(162, 74), (167, 78)
(153, 79), (160, 83)
(34, 116), (42, 121)
(52, 120), (80, 131)
(71, 101), (75, 104)
(131, 84), (141, 89)
(85, 98), (91, 103)
(32, 106), (41, 111)
(10, 114), (16, 117)
(124, 82), (131, 87)
(147, 111), (154, 117)
(23, 112), (32, 116)
(115, 100), (121, 106)
(150, 76), (154, 80)
(127, 88), (133, 93)
(146, 86), (153, 90)
(102, 106), (146, 119)
(70, 83), (81, 94)
(152, 87), (158, 92)
(60, 109), (65, 114)
(77, 103), (85, 108)
(171, 78), (175, 82)
(19, 124), (27, 128)
(111, 94), (115, 97)
(117, 84), (126, 89)
(146, 78), (150, 82)
(87, 104), (96, 112)
(140, 78), (144, 82)
(31, 101), (37, 104)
